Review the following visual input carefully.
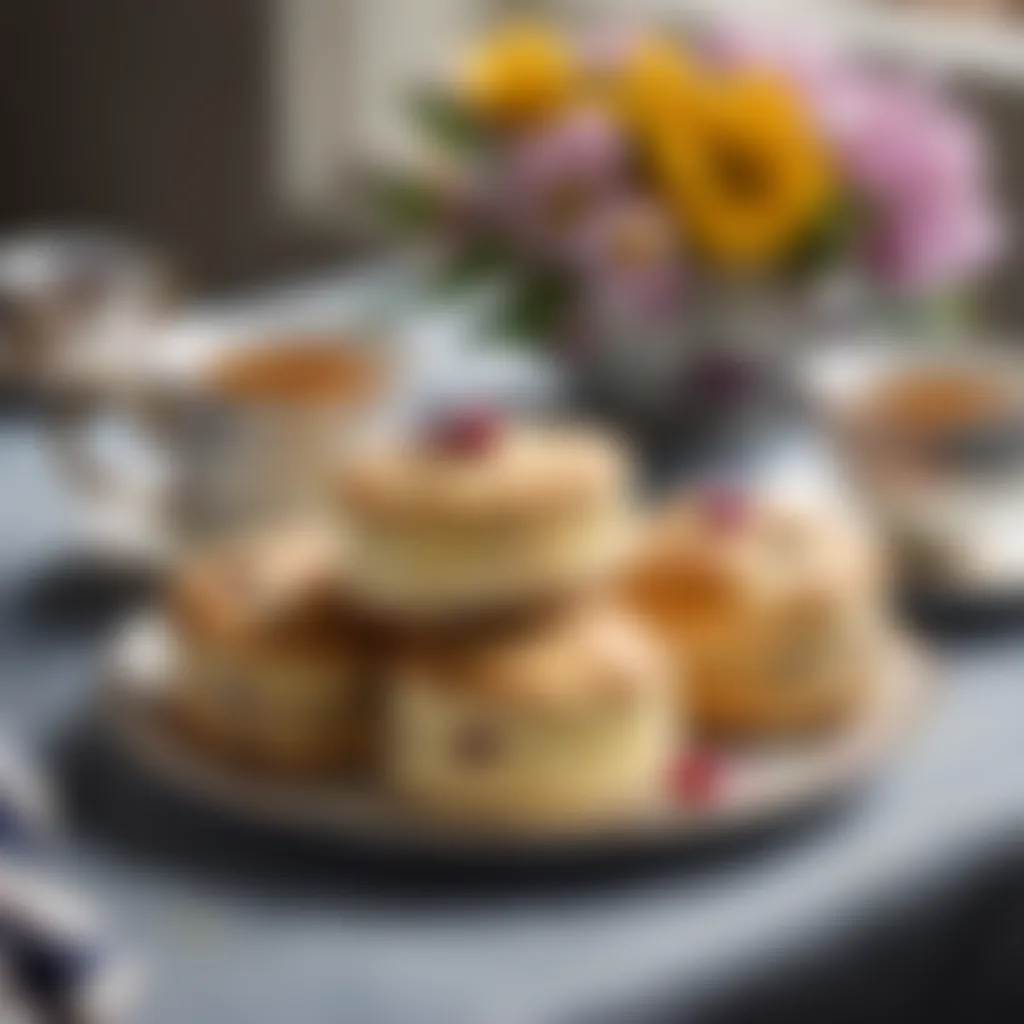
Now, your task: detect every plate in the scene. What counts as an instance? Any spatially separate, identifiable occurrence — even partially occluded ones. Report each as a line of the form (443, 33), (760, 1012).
(98, 612), (932, 862)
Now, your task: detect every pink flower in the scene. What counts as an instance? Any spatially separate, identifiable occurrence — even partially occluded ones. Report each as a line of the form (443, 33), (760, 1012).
(500, 106), (624, 258)
(864, 190), (1001, 294)
(833, 78), (1002, 293)
(573, 196), (686, 322)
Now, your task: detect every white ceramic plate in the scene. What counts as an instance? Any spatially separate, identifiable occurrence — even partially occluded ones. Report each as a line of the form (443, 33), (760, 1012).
(98, 611), (931, 861)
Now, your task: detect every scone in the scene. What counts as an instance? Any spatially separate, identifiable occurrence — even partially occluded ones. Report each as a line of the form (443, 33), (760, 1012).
(626, 490), (886, 737)
(385, 599), (676, 829)
(167, 527), (372, 777)
(337, 413), (634, 618)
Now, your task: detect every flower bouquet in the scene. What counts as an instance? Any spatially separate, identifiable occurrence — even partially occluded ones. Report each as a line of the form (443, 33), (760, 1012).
(379, 21), (1001, 437)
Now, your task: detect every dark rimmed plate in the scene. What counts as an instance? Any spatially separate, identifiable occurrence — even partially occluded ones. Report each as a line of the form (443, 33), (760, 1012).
(94, 612), (932, 868)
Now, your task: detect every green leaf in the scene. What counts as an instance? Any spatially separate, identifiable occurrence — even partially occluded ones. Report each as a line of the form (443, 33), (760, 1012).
(783, 193), (859, 281)
(374, 173), (444, 232)
(493, 271), (575, 343)
(409, 88), (492, 156)
(434, 236), (512, 293)
(882, 290), (973, 340)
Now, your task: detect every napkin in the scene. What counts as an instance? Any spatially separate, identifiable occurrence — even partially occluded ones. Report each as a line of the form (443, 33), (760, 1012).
(0, 863), (138, 1024)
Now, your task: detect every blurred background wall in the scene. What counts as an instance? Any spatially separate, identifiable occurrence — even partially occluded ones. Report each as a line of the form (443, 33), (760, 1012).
(0, 0), (342, 289)
(0, 0), (1019, 322)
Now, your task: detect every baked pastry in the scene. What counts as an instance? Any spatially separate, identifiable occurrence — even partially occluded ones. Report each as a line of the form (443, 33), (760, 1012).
(167, 527), (372, 776)
(337, 413), (634, 618)
(385, 598), (676, 829)
(626, 490), (886, 736)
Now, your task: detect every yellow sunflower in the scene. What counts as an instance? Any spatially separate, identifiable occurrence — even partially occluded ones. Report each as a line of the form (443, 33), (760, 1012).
(644, 72), (834, 272)
(606, 36), (704, 136)
(457, 22), (577, 128)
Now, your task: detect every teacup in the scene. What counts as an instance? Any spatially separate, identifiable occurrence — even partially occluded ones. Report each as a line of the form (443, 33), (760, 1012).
(807, 345), (1024, 593)
(49, 324), (389, 559)
(0, 232), (169, 392)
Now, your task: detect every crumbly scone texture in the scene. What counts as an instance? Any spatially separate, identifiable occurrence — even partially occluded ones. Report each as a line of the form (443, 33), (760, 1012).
(169, 631), (377, 778)
(383, 599), (677, 828)
(170, 526), (357, 662)
(169, 692), (365, 777)
(167, 526), (378, 776)
(338, 425), (629, 528)
(392, 598), (670, 711)
(625, 496), (886, 736)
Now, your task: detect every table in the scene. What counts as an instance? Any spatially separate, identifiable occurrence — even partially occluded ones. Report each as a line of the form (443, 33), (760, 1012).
(3, 276), (1024, 1024)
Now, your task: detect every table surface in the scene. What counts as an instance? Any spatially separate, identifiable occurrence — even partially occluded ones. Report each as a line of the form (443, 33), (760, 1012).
(3, 274), (1024, 1024)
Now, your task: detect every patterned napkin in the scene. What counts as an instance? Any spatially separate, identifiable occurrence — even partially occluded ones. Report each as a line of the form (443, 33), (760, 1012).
(0, 864), (138, 1023)
(0, 737), (137, 1023)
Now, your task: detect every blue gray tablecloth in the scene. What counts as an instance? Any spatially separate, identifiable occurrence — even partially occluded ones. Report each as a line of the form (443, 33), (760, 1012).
(1, 274), (1023, 1024)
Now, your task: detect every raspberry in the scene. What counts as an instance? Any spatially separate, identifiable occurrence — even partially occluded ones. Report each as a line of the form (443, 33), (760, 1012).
(701, 484), (750, 533)
(429, 408), (505, 456)
(670, 750), (725, 807)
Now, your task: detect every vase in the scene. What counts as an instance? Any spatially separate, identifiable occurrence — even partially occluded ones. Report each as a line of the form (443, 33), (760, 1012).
(567, 292), (825, 456)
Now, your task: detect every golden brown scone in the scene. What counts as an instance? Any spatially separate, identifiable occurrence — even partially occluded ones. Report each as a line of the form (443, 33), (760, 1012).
(167, 526), (376, 777)
(337, 416), (636, 618)
(625, 490), (887, 737)
(384, 598), (677, 829)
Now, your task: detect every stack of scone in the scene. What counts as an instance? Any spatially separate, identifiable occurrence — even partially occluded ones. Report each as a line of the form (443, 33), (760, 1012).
(164, 412), (679, 829)
(162, 409), (894, 831)
(339, 412), (676, 828)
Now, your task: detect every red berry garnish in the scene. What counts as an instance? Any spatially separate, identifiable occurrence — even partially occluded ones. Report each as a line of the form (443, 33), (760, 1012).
(701, 484), (750, 533)
(669, 750), (725, 807)
(429, 408), (505, 456)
